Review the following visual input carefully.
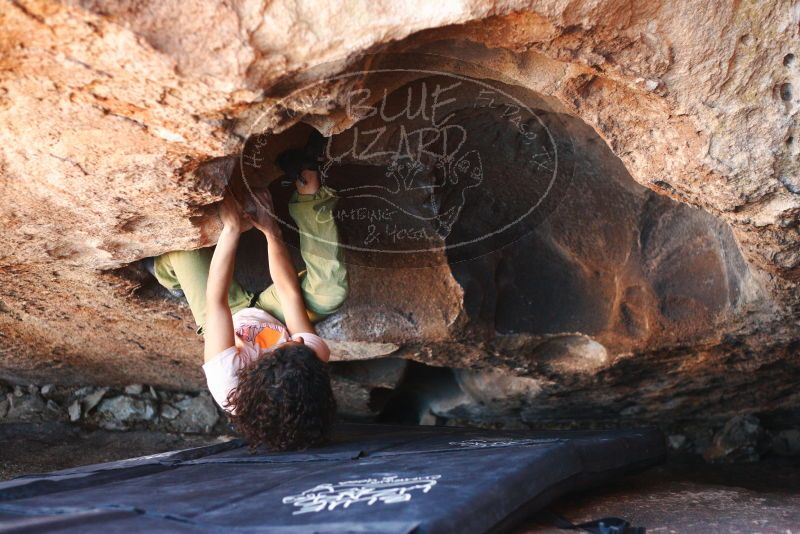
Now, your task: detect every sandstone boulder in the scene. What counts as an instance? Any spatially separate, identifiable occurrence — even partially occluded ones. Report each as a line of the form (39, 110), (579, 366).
(0, 0), (797, 431)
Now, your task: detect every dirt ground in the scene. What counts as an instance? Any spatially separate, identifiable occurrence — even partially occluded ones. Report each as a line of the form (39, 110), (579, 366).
(0, 422), (224, 481)
(521, 457), (800, 534)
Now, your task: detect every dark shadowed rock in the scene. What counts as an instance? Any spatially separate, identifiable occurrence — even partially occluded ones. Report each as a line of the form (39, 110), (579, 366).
(704, 415), (763, 463)
(667, 434), (689, 452)
(772, 429), (800, 456)
(331, 358), (408, 419)
(6, 393), (47, 421)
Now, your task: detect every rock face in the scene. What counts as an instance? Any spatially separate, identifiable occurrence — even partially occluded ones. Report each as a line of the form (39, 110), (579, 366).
(0, 0), (798, 431)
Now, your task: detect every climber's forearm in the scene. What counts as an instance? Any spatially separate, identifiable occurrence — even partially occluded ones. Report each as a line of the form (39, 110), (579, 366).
(203, 226), (239, 361)
(207, 226), (239, 305)
(264, 229), (315, 335)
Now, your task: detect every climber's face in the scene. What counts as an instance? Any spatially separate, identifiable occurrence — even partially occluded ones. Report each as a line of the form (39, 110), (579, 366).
(297, 169), (320, 195)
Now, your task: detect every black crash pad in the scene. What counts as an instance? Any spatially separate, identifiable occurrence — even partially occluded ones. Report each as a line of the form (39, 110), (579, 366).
(0, 424), (665, 533)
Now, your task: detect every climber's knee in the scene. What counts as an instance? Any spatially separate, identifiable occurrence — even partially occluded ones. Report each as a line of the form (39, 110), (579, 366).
(305, 280), (349, 319)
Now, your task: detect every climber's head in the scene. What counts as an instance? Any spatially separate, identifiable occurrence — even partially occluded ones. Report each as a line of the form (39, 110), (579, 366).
(225, 342), (337, 451)
(276, 130), (326, 184)
(276, 148), (319, 183)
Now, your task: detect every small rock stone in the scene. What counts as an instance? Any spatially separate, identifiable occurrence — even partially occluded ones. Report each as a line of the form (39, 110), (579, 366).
(531, 336), (610, 376)
(168, 394), (219, 433)
(419, 410), (437, 426)
(73, 386), (94, 397)
(703, 414), (762, 463)
(6, 393), (46, 420)
(160, 404), (180, 420)
(40, 384), (54, 397)
(81, 387), (109, 413)
(457, 368), (543, 410)
(27, 384), (39, 395)
(98, 418), (127, 431)
(124, 384), (144, 395)
(620, 405), (643, 417)
(644, 79), (659, 91)
(149, 386), (158, 399)
(668, 434), (688, 450)
(68, 400), (81, 422)
(330, 378), (375, 418)
(96, 395), (156, 429)
(45, 399), (61, 414)
(13, 385), (24, 397)
(681, 424), (714, 454)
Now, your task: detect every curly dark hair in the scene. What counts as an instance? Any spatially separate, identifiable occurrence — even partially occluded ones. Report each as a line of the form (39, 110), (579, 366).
(276, 130), (326, 181)
(225, 343), (337, 451)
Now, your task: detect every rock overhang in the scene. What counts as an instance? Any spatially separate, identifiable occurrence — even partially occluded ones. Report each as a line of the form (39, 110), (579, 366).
(0, 0), (797, 428)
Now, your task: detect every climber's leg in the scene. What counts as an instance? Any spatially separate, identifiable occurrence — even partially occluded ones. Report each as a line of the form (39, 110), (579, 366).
(154, 248), (253, 334)
(252, 186), (348, 324)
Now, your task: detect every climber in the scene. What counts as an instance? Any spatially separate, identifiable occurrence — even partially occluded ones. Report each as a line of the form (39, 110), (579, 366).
(148, 140), (348, 451)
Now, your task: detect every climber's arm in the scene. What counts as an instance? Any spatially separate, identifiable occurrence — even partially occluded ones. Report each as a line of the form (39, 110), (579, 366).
(248, 189), (316, 337)
(203, 197), (241, 363)
(265, 230), (315, 336)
